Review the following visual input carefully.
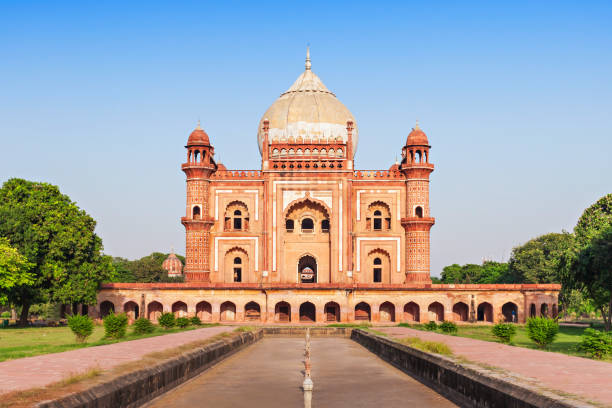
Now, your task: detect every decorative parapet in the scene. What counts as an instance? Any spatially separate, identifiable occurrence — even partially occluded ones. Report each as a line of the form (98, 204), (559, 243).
(270, 160), (348, 170)
(353, 170), (405, 179)
(210, 170), (262, 179)
(100, 282), (561, 291)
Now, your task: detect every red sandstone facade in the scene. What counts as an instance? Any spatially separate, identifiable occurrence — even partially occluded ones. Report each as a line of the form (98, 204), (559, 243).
(95, 52), (559, 324)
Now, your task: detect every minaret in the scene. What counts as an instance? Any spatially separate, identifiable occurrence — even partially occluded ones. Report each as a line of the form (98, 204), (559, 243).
(181, 121), (217, 281)
(400, 121), (435, 283)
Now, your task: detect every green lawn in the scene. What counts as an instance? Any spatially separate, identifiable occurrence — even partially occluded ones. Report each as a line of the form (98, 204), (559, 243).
(0, 324), (218, 362)
(400, 323), (611, 361)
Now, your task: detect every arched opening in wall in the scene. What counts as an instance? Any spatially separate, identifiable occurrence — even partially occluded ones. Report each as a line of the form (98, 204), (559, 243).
(415, 206), (423, 218)
(416, 151), (422, 163)
(200, 150), (206, 162)
(298, 255), (317, 283)
(379, 302), (396, 322)
(285, 219), (294, 232)
(410, 151), (414, 163)
(196, 301), (212, 321)
(245, 301), (261, 321)
(194, 150), (200, 162)
(425, 150), (428, 163)
(301, 217), (314, 232)
(366, 202), (391, 231)
(324, 302), (340, 322)
(299, 302), (316, 322)
(321, 219), (330, 232)
(373, 257), (382, 283)
(275, 302), (291, 322)
(452, 302), (469, 322)
(172, 301), (188, 318)
(100, 301), (115, 318)
(224, 201), (249, 231)
(477, 302), (493, 322)
(147, 301), (163, 323)
(220, 301), (236, 321)
(502, 302), (518, 323)
(530, 303), (536, 317)
(124, 301), (139, 320)
(552, 304), (558, 318)
(428, 302), (444, 322)
(192, 206), (201, 220)
(224, 247), (248, 284)
(355, 302), (371, 321)
(404, 302), (420, 322)
(540, 303), (549, 317)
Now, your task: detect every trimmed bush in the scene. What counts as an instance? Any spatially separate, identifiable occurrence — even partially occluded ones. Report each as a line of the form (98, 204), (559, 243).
(491, 323), (516, 343)
(1, 311), (10, 318)
(424, 321), (438, 331)
(190, 316), (202, 325)
(525, 317), (558, 348)
(67, 314), (94, 343)
(176, 317), (190, 328)
(103, 312), (128, 339)
(132, 317), (155, 335)
(158, 312), (175, 329)
(578, 328), (612, 359)
(439, 321), (458, 334)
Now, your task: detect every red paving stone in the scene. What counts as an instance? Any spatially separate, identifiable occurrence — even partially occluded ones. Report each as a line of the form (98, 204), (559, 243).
(0, 326), (232, 394)
(379, 327), (612, 406)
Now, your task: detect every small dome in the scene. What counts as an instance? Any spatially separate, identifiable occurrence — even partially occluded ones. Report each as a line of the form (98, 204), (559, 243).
(406, 122), (429, 146)
(389, 163), (400, 172)
(187, 122), (211, 146)
(257, 49), (358, 157)
(162, 252), (183, 277)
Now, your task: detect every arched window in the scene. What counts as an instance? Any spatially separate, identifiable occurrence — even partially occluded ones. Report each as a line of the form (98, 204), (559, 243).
(373, 257), (382, 282)
(224, 202), (249, 231)
(192, 206), (201, 219)
(336, 148), (343, 157)
(366, 202), (391, 231)
(194, 151), (200, 162)
(301, 218), (314, 232)
(285, 219), (294, 232)
(415, 206), (423, 218)
(233, 256), (242, 282)
(416, 151), (422, 163)
(321, 219), (330, 232)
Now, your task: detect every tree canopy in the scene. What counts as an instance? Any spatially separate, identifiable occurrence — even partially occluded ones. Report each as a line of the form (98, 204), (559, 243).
(507, 232), (574, 283)
(440, 261), (510, 284)
(0, 178), (114, 324)
(109, 252), (185, 283)
(0, 237), (34, 305)
(561, 194), (612, 330)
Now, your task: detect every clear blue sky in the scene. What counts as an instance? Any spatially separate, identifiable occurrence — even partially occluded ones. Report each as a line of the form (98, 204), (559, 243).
(1, 1), (611, 276)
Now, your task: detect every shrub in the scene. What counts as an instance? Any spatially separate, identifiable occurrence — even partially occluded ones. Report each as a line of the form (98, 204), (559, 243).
(176, 317), (190, 328)
(67, 314), (94, 343)
(1, 311), (10, 318)
(103, 312), (128, 339)
(190, 316), (202, 325)
(424, 321), (438, 331)
(491, 323), (516, 343)
(525, 317), (558, 348)
(158, 312), (175, 329)
(439, 321), (458, 334)
(132, 317), (155, 335)
(399, 337), (452, 355)
(578, 328), (612, 359)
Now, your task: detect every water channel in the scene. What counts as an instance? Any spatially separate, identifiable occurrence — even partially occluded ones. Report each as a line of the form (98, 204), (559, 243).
(145, 337), (457, 408)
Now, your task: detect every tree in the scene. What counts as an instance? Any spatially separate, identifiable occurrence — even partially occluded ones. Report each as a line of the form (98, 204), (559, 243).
(0, 178), (115, 325)
(508, 233), (574, 283)
(0, 238), (34, 305)
(440, 261), (510, 284)
(561, 194), (612, 331)
(108, 252), (184, 283)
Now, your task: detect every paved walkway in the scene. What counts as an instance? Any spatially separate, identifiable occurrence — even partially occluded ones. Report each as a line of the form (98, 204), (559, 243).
(0, 326), (232, 394)
(379, 327), (612, 407)
(146, 337), (457, 408)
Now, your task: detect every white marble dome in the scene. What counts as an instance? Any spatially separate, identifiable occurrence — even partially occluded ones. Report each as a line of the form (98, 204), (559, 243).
(257, 49), (358, 158)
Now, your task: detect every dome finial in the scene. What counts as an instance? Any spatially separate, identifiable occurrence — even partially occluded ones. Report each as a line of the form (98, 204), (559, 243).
(196, 119), (201, 130)
(305, 45), (311, 71)
(415, 119), (420, 130)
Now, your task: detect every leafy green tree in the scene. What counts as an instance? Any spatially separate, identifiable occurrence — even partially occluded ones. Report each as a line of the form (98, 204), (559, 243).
(109, 252), (185, 283)
(508, 233), (574, 283)
(0, 178), (115, 325)
(0, 237), (34, 305)
(561, 194), (612, 331)
(440, 261), (509, 284)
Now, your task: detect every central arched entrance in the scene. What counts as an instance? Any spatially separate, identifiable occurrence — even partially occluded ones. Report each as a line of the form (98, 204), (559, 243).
(299, 302), (316, 322)
(298, 255), (317, 283)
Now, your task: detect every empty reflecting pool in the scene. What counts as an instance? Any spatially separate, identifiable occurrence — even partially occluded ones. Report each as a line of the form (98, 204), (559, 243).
(146, 337), (457, 408)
